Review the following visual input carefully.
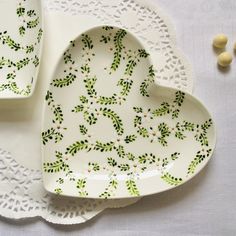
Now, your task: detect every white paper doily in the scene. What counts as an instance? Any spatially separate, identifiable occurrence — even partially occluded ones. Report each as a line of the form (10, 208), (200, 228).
(44, 0), (193, 91)
(0, 0), (193, 225)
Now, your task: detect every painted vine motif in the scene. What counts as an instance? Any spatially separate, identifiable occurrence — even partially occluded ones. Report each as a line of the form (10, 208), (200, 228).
(0, 0), (42, 96)
(42, 26), (214, 198)
(133, 99), (213, 147)
(42, 91), (67, 145)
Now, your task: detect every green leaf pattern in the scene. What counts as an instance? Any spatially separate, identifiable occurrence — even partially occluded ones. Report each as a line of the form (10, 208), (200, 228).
(0, 0), (43, 96)
(42, 26), (214, 198)
(42, 92), (66, 145)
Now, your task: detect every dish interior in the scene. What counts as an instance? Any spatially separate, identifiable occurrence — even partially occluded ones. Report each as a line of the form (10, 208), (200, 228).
(42, 26), (215, 198)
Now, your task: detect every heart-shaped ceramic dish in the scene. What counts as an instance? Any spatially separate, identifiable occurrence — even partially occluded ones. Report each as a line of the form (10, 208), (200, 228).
(0, 0), (43, 99)
(42, 26), (216, 199)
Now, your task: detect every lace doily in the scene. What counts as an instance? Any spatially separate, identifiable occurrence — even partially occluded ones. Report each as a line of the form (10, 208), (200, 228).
(0, 149), (138, 224)
(0, 0), (193, 225)
(44, 0), (193, 92)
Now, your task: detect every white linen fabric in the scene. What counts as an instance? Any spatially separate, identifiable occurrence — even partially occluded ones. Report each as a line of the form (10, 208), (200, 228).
(1, 0), (236, 235)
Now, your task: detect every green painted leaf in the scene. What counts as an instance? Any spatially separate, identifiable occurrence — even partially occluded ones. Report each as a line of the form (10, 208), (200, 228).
(80, 96), (88, 104)
(83, 111), (97, 125)
(124, 59), (137, 76)
(56, 178), (64, 184)
(126, 153), (135, 161)
(16, 58), (30, 70)
(101, 108), (124, 135)
(81, 34), (93, 49)
(0, 57), (14, 68)
(32, 55), (39, 67)
(124, 135), (137, 143)
(126, 180), (140, 196)
(43, 151), (69, 173)
(54, 188), (62, 194)
(134, 116), (142, 127)
(107, 157), (117, 167)
(102, 26), (114, 30)
(27, 10), (36, 17)
(37, 28), (43, 43)
(158, 136), (168, 146)
(187, 149), (212, 174)
(138, 153), (148, 164)
(99, 179), (118, 198)
(100, 35), (111, 43)
(72, 105), (84, 112)
(77, 179), (89, 197)
(118, 78), (133, 96)
(175, 131), (186, 140)
(94, 141), (114, 152)
(7, 82), (31, 96)
(118, 164), (130, 171)
(183, 121), (195, 131)
(133, 107), (143, 113)
(110, 29), (126, 71)
(158, 123), (171, 138)
(27, 17), (39, 28)
(63, 50), (73, 64)
(174, 91), (185, 106)
(1, 35), (21, 51)
(140, 65), (155, 97)
(55, 132), (63, 143)
(16, 7), (25, 16)
(84, 77), (97, 96)
(99, 191), (111, 198)
(51, 73), (76, 87)
(161, 173), (183, 186)
(77, 178), (87, 189)
(89, 162), (100, 171)
(116, 145), (125, 158)
(137, 49), (149, 58)
(81, 64), (90, 74)
(198, 133), (209, 146)
(45, 91), (54, 105)
(19, 26), (25, 36)
(172, 109), (180, 119)
(152, 102), (170, 116)
(79, 125), (88, 135)
(25, 45), (34, 53)
(6, 73), (16, 80)
(201, 119), (213, 131)
(171, 152), (180, 161)
(137, 127), (149, 138)
(98, 95), (117, 105)
(42, 128), (55, 145)
(66, 140), (89, 156)
(53, 105), (63, 124)
(110, 180), (118, 189)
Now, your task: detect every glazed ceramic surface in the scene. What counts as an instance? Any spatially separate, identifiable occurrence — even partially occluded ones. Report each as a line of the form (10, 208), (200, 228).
(42, 26), (216, 199)
(0, 0), (43, 98)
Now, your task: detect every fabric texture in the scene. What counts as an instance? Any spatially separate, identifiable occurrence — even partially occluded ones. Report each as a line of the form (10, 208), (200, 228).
(0, 0), (236, 235)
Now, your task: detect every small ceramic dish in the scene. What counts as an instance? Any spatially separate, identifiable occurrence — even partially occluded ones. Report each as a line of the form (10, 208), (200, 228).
(0, 0), (43, 99)
(42, 26), (216, 199)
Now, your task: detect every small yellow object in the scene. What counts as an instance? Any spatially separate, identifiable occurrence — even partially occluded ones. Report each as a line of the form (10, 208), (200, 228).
(213, 34), (228, 48)
(234, 42), (236, 51)
(217, 52), (233, 67)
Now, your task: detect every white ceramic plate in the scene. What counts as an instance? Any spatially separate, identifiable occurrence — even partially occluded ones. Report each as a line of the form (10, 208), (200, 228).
(42, 26), (216, 199)
(0, 0), (43, 99)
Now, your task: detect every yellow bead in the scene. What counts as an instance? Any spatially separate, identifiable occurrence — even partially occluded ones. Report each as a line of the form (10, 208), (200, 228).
(217, 52), (233, 67)
(213, 34), (228, 48)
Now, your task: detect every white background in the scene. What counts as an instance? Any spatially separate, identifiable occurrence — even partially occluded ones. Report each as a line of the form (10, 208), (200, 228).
(1, 0), (236, 235)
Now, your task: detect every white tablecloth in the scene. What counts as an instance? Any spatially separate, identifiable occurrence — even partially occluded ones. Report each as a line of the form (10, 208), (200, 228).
(1, 0), (236, 235)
